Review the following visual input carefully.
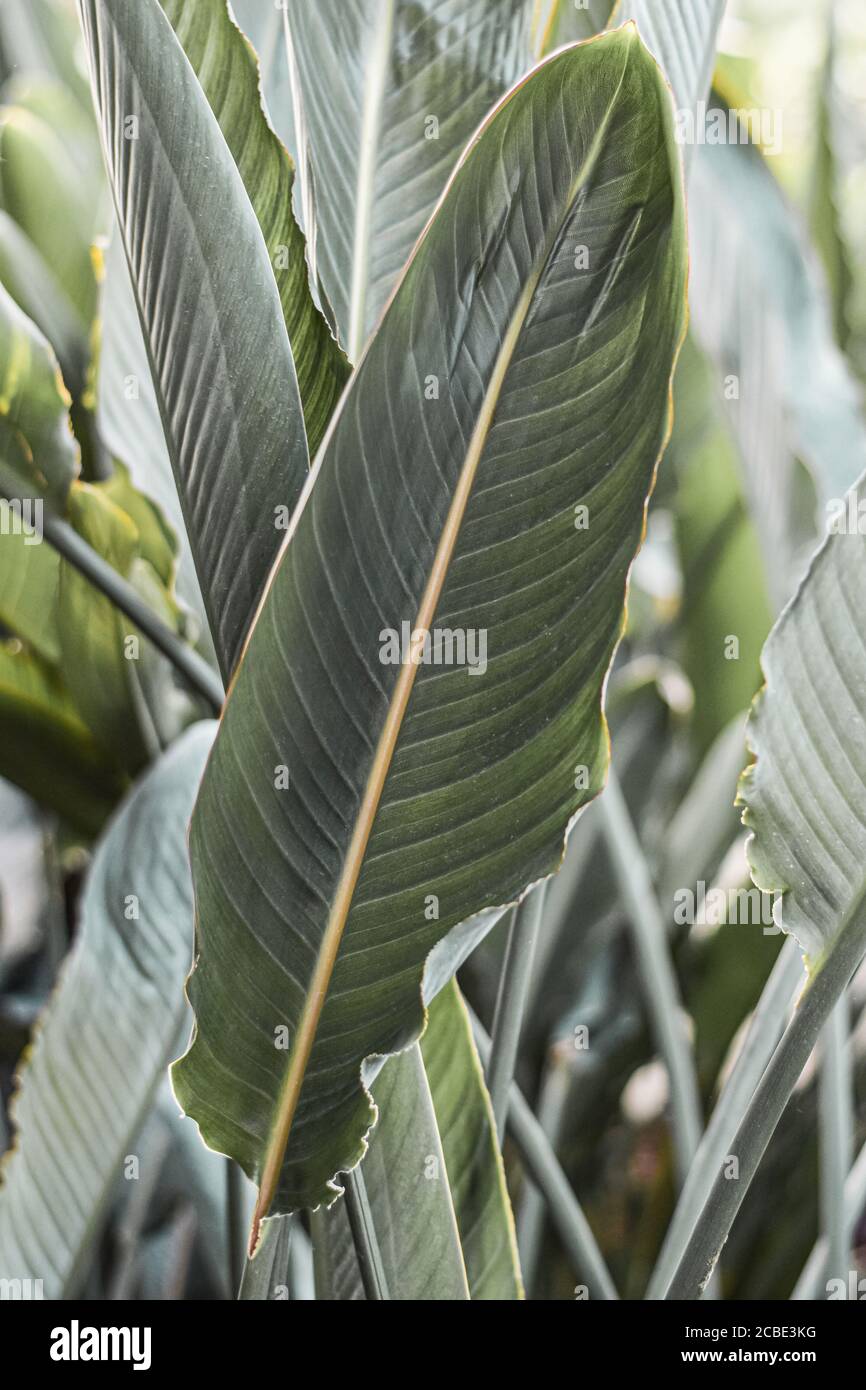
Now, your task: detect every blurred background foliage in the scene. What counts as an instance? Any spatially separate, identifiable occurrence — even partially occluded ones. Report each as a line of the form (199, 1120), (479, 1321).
(0, 0), (864, 1299)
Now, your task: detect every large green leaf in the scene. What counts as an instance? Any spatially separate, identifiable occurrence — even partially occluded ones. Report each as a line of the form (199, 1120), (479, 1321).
(160, 0), (347, 462)
(741, 489), (866, 970)
(0, 722), (215, 1297)
(77, 0), (309, 680)
(665, 478), (866, 1297)
(283, 0), (534, 359)
(173, 28), (687, 1232)
(314, 981), (521, 1300)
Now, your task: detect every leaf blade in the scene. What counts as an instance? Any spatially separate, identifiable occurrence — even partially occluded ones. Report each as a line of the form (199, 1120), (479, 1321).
(174, 27), (688, 1225)
(77, 0), (309, 679)
(285, 0), (535, 359)
(0, 723), (215, 1296)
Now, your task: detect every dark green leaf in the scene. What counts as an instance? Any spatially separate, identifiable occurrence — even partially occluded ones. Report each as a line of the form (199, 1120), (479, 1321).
(173, 28), (688, 1226)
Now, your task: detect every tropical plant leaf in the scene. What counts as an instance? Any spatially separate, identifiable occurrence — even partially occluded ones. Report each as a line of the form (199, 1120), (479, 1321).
(77, 0), (310, 680)
(664, 476), (866, 1297)
(0, 722), (215, 1297)
(0, 281), (78, 505)
(421, 981), (523, 1299)
(314, 980), (521, 1300)
(740, 484), (866, 969)
(172, 28), (688, 1233)
(160, 0), (348, 461)
(314, 1040), (470, 1301)
(96, 232), (211, 650)
(283, 0), (534, 359)
(0, 639), (123, 838)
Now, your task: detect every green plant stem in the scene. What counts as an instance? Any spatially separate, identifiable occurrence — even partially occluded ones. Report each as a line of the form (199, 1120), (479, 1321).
(471, 1010), (618, 1300)
(597, 769), (702, 1184)
(487, 881), (547, 1142)
(516, 1044), (572, 1292)
(819, 995), (852, 1286)
(793, 1136), (866, 1299)
(343, 1166), (390, 1300)
(666, 901), (866, 1299)
(0, 474), (224, 714)
(647, 937), (803, 1298)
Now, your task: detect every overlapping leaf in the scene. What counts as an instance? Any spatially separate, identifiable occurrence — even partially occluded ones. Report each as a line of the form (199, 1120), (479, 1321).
(543, 0), (725, 157)
(173, 29), (688, 1227)
(284, 0), (534, 358)
(314, 1042), (470, 1300)
(0, 281), (78, 505)
(740, 477), (866, 969)
(0, 723), (215, 1297)
(665, 480), (866, 1298)
(77, 0), (309, 679)
(160, 0), (347, 461)
(315, 981), (521, 1299)
(421, 981), (522, 1299)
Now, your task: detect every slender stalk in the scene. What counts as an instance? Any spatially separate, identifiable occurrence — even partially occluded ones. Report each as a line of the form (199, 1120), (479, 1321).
(793, 1136), (866, 1299)
(666, 900), (866, 1299)
(343, 1166), (390, 1300)
(471, 1010), (618, 1300)
(819, 995), (852, 1287)
(487, 881), (547, 1141)
(647, 938), (803, 1298)
(0, 474), (224, 714)
(597, 770), (702, 1184)
(516, 1044), (572, 1292)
